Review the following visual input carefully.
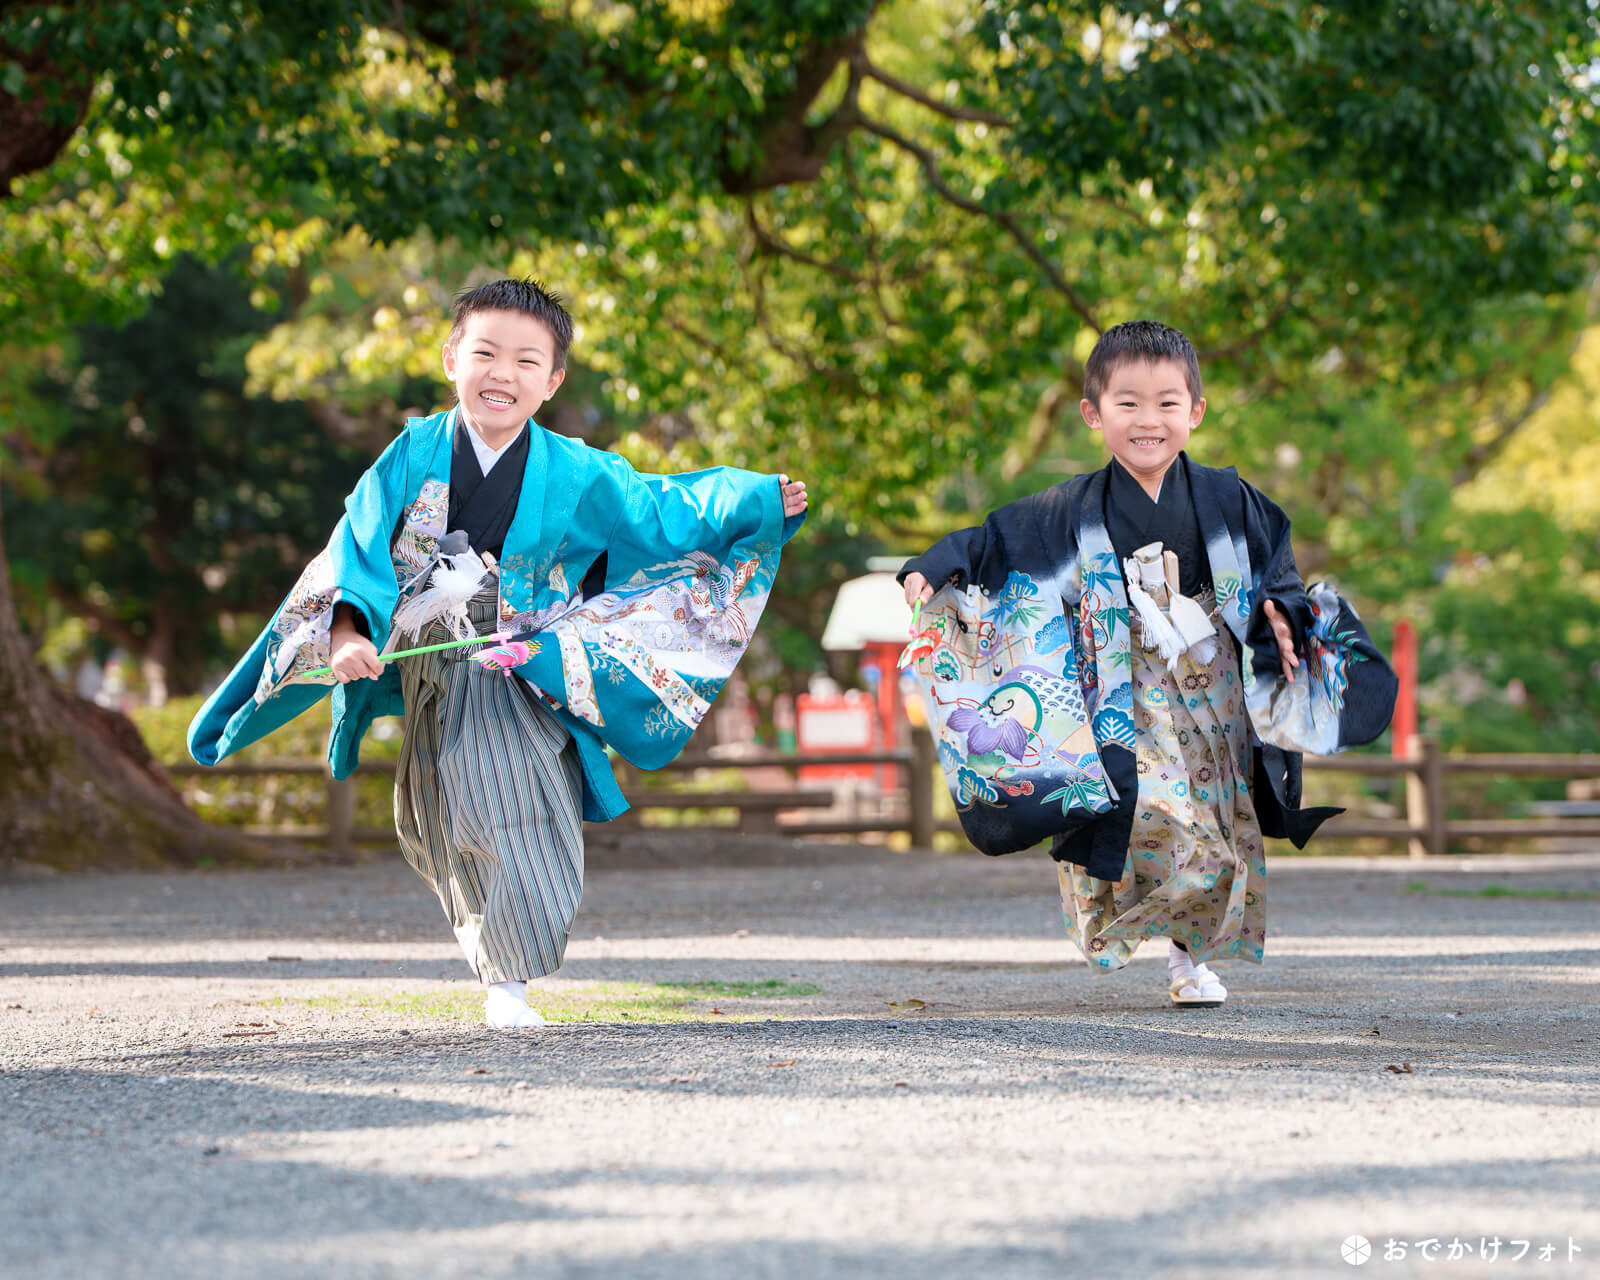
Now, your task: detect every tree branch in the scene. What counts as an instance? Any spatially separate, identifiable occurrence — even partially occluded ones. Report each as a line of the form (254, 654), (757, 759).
(858, 56), (1010, 127)
(1000, 370), (1088, 482)
(0, 28), (95, 188)
(747, 262), (866, 394)
(839, 141), (910, 334)
(719, 27), (871, 194)
(744, 204), (865, 282)
(1448, 286), (1594, 487)
(1449, 387), (1555, 489)
(45, 581), (142, 656)
(660, 308), (761, 385)
(858, 116), (1101, 333)
(1197, 289), (1298, 364)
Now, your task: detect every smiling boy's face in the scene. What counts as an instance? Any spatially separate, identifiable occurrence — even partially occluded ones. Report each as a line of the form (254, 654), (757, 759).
(1080, 356), (1205, 494)
(442, 308), (565, 442)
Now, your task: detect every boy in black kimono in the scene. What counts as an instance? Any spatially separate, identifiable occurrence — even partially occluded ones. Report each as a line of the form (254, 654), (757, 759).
(902, 321), (1323, 1008)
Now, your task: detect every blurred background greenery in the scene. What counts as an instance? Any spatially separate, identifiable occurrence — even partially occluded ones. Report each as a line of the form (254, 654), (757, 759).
(4, 1), (1598, 827)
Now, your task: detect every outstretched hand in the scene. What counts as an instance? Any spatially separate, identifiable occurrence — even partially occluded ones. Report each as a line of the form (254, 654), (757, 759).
(779, 475), (808, 518)
(1262, 599), (1300, 684)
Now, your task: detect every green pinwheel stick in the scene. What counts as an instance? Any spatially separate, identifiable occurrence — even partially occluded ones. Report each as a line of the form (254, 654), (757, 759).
(303, 627), (536, 679)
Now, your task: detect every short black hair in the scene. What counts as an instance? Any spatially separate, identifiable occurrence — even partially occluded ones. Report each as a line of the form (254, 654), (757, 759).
(448, 277), (575, 369)
(1082, 320), (1202, 407)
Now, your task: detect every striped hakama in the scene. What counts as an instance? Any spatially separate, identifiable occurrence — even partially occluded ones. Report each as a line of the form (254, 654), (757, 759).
(393, 581), (585, 984)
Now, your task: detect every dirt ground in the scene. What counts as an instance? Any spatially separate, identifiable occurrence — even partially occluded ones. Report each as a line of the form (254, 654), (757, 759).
(2, 838), (1597, 1279)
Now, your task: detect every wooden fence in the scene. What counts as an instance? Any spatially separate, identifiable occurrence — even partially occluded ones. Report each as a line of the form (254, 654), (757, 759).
(1307, 739), (1600, 857)
(165, 735), (1600, 859)
(164, 739), (939, 856)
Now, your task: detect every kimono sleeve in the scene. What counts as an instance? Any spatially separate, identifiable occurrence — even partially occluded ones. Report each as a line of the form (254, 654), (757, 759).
(1240, 478), (1313, 680)
(501, 452), (796, 773)
(328, 433), (414, 640)
(898, 493), (1051, 596)
(599, 457), (799, 571)
(187, 431), (411, 767)
(898, 518), (1003, 595)
(898, 482), (1077, 595)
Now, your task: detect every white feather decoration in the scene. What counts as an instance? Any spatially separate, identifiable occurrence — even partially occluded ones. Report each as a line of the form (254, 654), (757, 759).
(389, 552), (489, 643)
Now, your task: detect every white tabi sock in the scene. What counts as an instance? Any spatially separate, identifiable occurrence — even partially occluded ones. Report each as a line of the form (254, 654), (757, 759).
(1168, 941), (1199, 981)
(485, 980), (545, 1029)
(1170, 945), (1227, 998)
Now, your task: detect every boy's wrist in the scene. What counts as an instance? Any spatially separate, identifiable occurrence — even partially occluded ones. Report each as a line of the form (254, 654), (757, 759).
(330, 619), (367, 647)
(330, 601), (371, 640)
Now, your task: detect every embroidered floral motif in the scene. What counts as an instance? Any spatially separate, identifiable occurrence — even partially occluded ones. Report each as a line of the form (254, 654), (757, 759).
(253, 550), (340, 704)
(983, 571), (1045, 630)
(392, 480), (449, 594)
(556, 630), (601, 726)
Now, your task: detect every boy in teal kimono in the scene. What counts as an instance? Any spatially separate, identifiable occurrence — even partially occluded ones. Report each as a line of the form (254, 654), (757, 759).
(190, 279), (808, 1028)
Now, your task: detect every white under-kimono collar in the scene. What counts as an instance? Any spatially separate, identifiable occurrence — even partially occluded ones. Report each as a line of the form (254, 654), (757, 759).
(467, 420), (527, 477)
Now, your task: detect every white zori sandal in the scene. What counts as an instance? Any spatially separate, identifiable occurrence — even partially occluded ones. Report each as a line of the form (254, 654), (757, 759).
(1169, 963), (1228, 1009)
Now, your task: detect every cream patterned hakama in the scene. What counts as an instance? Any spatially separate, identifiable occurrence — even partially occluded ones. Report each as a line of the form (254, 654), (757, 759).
(1059, 589), (1268, 970)
(394, 582), (585, 984)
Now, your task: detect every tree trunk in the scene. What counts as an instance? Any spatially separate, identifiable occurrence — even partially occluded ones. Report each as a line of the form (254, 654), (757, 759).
(0, 33), (93, 192)
(0, 59), (291, 871)
(0, 497), (262, 871)
(140, 609), (173, 708)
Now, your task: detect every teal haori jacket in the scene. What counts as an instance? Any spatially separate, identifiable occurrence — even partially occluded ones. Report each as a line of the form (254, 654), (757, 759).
(187, 409), (805, 821)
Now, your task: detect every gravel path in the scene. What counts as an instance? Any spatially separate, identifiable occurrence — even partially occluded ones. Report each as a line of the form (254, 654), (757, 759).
(3, 842), (1598, 1279)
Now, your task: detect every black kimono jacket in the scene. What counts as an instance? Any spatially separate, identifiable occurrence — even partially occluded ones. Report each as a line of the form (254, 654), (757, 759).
(900, 456), (1395, 880)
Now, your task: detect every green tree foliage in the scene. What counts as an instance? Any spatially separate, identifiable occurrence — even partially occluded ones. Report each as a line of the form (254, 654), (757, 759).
(3, 256), (372, 700)
(1419, 323), (1600, 754)
(4, 0), (1600, 745)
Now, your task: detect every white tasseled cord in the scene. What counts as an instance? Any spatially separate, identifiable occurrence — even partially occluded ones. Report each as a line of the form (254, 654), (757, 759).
(1125, 543), (1217, 670)
(1124, 547), (1187, 668)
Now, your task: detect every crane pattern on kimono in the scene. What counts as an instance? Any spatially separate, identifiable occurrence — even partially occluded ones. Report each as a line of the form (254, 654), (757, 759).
(587, 550), (763, 673)
(253, 479), (453, 704)
(256, 550), (340, 700)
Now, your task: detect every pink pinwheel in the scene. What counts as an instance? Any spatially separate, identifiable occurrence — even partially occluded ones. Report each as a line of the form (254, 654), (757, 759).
(899, 625), (942, 669)
(475, 640), (539, 673)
